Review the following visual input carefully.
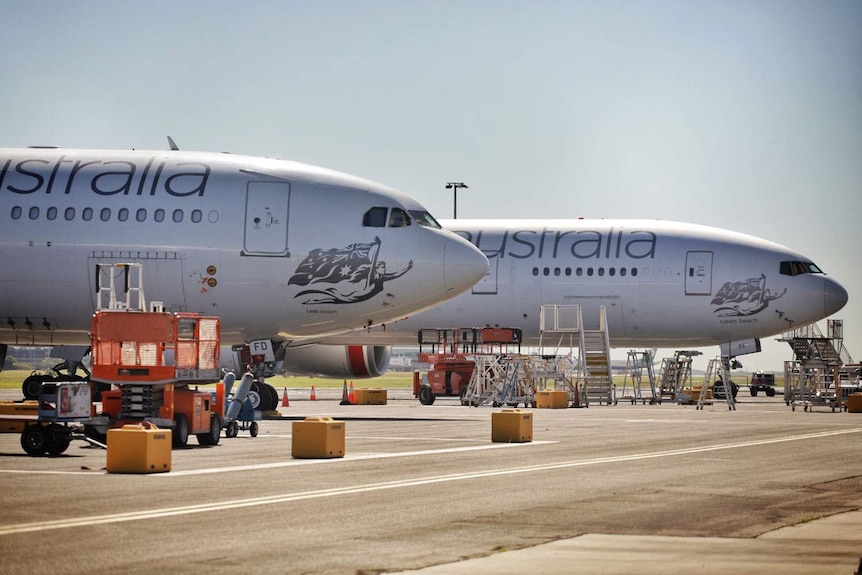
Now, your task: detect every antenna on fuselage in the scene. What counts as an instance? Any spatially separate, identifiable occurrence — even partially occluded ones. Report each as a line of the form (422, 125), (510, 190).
(167, 136), (179, 151)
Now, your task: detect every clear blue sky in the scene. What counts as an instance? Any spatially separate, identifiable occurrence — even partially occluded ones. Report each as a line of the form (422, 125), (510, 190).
(2, 1), (860, 371)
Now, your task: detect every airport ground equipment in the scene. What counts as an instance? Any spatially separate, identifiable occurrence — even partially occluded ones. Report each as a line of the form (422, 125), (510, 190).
(538, 304), (613, 406)
(20, 360), (94, 401)
(86, 263), (224, 447)
(783, 361), (843, 412)
(531, 355), (583, 408)
(657, 350), (701, 403)
(222, 371), (260, 438)
(749, 371), (777, 397)
(619, 350), (658, 405)
(413, 327), (523, 405)
(19, 380), (95, 456)
(780, 319), (855, 412)
(491, 409), (532, 443)
(292, 417), (345, 458)
(696, 358), (736, 410)
(461, 353), (536, 407)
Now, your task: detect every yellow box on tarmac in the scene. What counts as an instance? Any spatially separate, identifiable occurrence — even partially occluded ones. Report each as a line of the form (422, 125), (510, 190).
(0, 401), (38, 433)
(292, 417), (345, 458)
(354, 388), (387, 405)
(536, 390), (568, 409)
(492, 409), (533, 443)
(847, 393), (862, 413)
(106, 425), (172, 474)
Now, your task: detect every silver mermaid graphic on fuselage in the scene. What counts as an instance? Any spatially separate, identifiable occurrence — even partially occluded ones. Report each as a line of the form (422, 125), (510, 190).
(711, 274), (786, 317)
(288, 237), (413, 304)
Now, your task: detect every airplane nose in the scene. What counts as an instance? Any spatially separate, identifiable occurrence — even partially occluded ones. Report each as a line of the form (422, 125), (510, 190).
(824, 277), (849, 317)
(443, 236), (489, 296)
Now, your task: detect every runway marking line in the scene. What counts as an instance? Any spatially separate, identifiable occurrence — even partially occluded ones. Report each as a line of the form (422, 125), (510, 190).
(0, 428), (859, 536)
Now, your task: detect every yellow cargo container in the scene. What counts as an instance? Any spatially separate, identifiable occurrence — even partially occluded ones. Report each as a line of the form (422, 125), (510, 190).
(0, 401), (39, 433)
(292, 417), (345, 458)
(353, 388), (387, 405)
(106, 425), (172, 473)
(491, 409), (533, 443)
(536, 390), (568, 409)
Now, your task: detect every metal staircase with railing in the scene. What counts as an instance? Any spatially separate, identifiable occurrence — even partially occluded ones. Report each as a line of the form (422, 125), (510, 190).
(539, 304), (613, 406)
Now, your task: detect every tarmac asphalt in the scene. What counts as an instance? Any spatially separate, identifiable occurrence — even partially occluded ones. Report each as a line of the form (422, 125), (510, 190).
(0, 387), (860, 575)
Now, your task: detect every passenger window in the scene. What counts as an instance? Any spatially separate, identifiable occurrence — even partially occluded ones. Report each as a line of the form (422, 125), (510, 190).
(136, 209), (147, 222)
(389, 208), (411, 227)
(11, 206), (22, 220)
(47, 207), (57, 221)
(154, 209), (165, 222)
(100, 208), (111, 222)
(118, 208), (129, 222)
(65, 207), (75, 221)
(173, 209), (183, 223)
(363, 207), (387, 227)
(82, 208), (93, 221)
(191, 209), (202, 223)
(29, 207), (39, 220)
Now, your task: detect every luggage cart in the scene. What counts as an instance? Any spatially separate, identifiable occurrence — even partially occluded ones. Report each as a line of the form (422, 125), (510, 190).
(20, 380), (95, 456)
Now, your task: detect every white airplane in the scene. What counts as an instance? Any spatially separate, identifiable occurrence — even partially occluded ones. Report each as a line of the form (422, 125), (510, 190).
(0, 146), (489, 396)
(278, 219), (849, 377)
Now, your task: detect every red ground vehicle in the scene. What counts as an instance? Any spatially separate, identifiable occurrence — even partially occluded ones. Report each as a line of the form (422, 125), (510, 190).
(414, 327), (522, 405)
(89, 308), (224, 447)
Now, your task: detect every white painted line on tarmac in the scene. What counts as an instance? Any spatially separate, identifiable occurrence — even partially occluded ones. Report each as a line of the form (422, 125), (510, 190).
(163, 441), (556, 476)
(0, 428), (859, 536)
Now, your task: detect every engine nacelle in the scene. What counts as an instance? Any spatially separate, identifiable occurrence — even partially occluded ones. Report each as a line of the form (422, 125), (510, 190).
(281, 345), (391, 379)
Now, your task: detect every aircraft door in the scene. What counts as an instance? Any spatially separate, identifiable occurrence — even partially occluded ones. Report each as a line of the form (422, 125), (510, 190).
(685, 251), (713, 295)
(243, 182), (290, 256)
(471, 251), (498, 294)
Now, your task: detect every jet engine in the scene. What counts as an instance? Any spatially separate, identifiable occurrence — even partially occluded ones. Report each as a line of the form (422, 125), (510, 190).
(281, 345), (391, 378)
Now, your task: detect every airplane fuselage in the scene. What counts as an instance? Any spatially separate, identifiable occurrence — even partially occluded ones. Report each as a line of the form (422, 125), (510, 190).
(326, 219), (849, 348)
(0, 148), (488, 347)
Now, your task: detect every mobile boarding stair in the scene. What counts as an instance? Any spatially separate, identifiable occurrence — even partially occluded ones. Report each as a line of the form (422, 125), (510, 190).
(657, 351), (700, 404)
(538, 304), (614, 407)
(461, 354), (535, 407)
(780, 319), (854, 412)
(619, 350), (658, 405)
(696, 358), (736, 411)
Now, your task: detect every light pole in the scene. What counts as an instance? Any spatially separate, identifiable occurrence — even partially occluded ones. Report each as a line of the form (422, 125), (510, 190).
(445, 182), (468, 219)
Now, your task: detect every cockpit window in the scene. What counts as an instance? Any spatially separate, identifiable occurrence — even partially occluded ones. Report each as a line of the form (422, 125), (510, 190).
(780, 261), (824, 276)
(389, 208), (411, 228)
(409, 210), (442, 229)
(363, 207), (387, 228)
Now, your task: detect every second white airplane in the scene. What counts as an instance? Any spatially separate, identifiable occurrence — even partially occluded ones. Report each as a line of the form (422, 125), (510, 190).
(280, 218), (849, 377)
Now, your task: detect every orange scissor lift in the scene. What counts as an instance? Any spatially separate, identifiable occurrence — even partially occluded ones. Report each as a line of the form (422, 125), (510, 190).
(413, 327), (523, 405)
(89, 264), (225, 447)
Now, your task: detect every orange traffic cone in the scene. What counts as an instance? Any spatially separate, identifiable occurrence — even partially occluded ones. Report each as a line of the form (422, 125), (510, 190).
(340, 379), (352, 405)
(281, 387), (290, 407)
(310, 385), (317, 401)
(348, 381), (355, 404)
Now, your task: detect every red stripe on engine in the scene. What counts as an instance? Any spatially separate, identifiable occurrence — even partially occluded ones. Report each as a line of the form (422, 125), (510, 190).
(347, 345), (370, 377)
